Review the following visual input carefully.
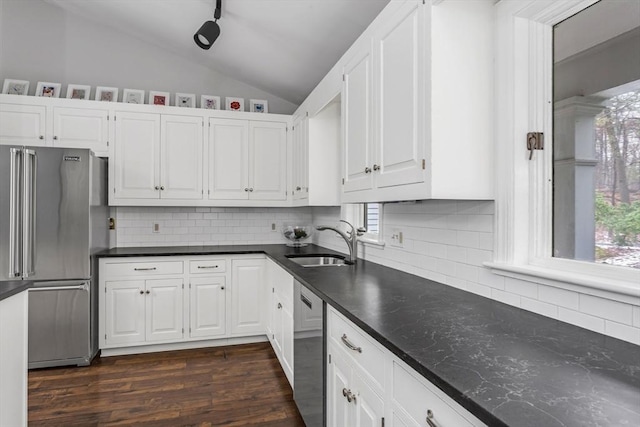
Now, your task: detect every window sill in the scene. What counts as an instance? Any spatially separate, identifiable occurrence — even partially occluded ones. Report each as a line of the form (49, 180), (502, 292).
(358, 237), (385, 248)
(485, 261), (640, 304)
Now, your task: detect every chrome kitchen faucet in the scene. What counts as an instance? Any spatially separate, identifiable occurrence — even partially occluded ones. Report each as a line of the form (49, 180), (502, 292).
(316, 220), (364, 264)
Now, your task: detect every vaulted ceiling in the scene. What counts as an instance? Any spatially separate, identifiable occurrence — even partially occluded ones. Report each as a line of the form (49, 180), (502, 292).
(45, 0), (390, 106)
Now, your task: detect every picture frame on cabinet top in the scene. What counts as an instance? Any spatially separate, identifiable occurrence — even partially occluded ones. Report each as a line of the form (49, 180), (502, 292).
(2, 79), (30, 95)
(66, 84), (91, 100)
(201, 95), (221, 110)
(225, 97), (244, 112)
(122, 89), (145, 104)
(149, 91), (170, 106)
(175, 93), (196, 108)
(35, 81), (61, 98)
(249, 99), (268, 113)
(95, 86), (118, 102)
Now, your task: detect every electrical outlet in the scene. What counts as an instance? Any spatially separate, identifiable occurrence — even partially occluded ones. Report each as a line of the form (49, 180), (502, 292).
(153, 223), (160, 233)
(390, 228), (404, 248)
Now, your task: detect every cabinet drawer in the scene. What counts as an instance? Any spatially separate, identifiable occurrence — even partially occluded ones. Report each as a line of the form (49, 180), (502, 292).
(392, 360), (475, 427)
(102, 260), (183, 277)
(189, 258), (227, 274)
(328, 308), (385, 389)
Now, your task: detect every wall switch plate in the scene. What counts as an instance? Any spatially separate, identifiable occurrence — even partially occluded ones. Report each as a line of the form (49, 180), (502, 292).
(153, 223), (160, 233)
(271, 223), (277, 231)
(390, 228), (404, 248)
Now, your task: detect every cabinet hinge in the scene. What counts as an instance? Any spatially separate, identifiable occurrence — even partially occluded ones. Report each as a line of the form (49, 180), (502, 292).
(422, 159), (425, 170)
(208, 190), (210, 195)
(272, 287), (274, 293)
(114, 115), (116, 121)
(104, 287), (107, 293)
(329, 353), (332, 364)
(189, 327), (191, 333)
(382, 417), (385, 427)
(107, 114), (109, 121)
(292, 126), (295, 131)
(182, 284), (184, 289)
(107, 141), (109, 147)
(342, 178), (345, 185)
(189, 283), (191, 288)
(527, 132), (544, 160)
(342, 74), (345, 81)
(182, 328), (184, 333)
(113, 187), (116, 194)
(105, 334), (107, 340)
(306, 111), (309, 117)
(201, 190), (204, 195)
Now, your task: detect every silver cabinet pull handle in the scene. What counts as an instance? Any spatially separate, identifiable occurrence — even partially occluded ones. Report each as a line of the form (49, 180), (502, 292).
(341, 388), (356, 403)
(341, 334), (362, 353)
(249, 188), (254, 192)
(155, 186), (160, 190)
(296, 186), (301, 191)
(145, 290), (150, 294)
(160, 186), (165, 190)
(53, 136), (58, 140)
(139, 290), (144, 295)
(244, 188), (249, 192)
(373, 164), (380, 171)
(134, 267), (157, 271)
(364, 167), (372, 174)
(426, 409), (439, 427)
(39, 135), (44, 140)
(197, 265), (218, 269)
(277, 302), (282, 309)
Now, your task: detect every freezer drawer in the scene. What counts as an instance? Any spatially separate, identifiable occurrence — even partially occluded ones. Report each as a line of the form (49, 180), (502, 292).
(28, 280), (93, 368)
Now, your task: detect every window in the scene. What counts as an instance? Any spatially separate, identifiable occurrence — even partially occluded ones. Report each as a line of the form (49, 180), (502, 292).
(490, 0), (640, 299)
(344, 203), (384, 245)
(553, 1), (640, 270)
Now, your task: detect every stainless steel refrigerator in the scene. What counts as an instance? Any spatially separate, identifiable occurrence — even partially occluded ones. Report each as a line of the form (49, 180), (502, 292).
(0, 146), (108, 368)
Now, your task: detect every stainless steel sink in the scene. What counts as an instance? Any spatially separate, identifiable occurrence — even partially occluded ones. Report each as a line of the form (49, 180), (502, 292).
(285, 255), (351, 267)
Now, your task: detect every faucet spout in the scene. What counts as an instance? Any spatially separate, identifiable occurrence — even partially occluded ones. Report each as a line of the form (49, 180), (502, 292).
(316, 220), (359, 263)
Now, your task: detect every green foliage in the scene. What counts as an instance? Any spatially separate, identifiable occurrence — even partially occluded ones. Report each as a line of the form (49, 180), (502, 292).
(595, 193), (640, 246)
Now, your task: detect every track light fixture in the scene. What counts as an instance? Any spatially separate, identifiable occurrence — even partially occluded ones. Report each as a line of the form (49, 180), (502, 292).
(194, 0), (222, 50)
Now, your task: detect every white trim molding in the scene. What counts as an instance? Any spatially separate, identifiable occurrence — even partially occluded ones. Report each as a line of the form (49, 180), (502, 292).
(491, 0), (640, 302)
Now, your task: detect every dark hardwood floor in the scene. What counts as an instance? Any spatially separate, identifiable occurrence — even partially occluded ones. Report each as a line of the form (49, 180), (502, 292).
(28, 342), (306, 427)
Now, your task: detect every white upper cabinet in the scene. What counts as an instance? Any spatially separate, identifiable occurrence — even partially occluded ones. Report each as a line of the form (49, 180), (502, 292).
(208, 118), (250, 200)
(0, 103), (46, 146)
(113, 112), (161, 200)
(336, 0), (493, 202)
(249, 121), (287, 201)
(111, 111), (204, 203)
(52, 107), (109, 156)
(160, 114), (203, 200)
(291, 115), (309, 201)
(207, 119), (287, 201)
(343, 44), (375, 194)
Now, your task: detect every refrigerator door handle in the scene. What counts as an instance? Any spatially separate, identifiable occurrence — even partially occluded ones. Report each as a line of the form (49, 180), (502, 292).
(23, 149), (37, 277)
(9, 148), (22, 278)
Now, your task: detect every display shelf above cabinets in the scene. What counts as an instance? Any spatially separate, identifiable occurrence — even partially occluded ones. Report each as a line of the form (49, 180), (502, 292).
(337, 0), (493, 203)
(110, 111), (204, 204)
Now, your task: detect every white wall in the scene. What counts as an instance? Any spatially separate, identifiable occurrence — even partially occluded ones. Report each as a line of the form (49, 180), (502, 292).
(115, 206), (312, 247)
(313, 202), (640, 346)
(0, 0), (298, 114)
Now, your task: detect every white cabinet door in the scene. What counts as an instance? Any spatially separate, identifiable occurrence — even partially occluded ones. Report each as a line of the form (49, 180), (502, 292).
(0, 291), (27, 427)
(292, 116), (309, 201)
(374, 1), (425, 189)
(352, 371), (385, 427)
(343, 45), (374, 193)
(327, 344), (353, 427)
(271, 294), (284, 356)
(189, 276), (226, 338)
(53, 107), (109, 155)
(145, 278), (184, 342)
(0, 104), (46, 146)
(113, 112), (160, 199)
(249, 121), (287, 200)
(105, 280), (146, 345)
(208, 118), (249, 200)
(231, 259), (265, 335)
(160, 115), (203, 200)
(281, 302), (294, 385)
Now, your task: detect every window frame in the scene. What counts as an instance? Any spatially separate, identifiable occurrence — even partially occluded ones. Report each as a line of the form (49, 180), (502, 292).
(487, 0), (640, 303)
(344, 203), (385, 246)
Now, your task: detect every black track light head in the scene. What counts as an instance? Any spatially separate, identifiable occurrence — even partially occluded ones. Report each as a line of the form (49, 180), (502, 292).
(194, 0), (222, 50)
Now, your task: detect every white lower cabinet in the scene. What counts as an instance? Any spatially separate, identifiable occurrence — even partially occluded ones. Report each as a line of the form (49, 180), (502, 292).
(189, 276), (226, 338)
(266, 259), (294, 386)
(104, 278), (184, 346)
(230, 258), (266, 336)
(0, 290), (28, 427)
(327, 305), (484, 427)
(99, 255), (266, 352)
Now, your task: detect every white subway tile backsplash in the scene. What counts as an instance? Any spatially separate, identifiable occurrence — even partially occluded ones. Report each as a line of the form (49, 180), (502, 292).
(504, 278), (538, 299)
(579, 295), (633, 326)
(538, 285), (579, 310)
(634, 306), (640, 328)
(491, 288), (521, 307)
(605, 321), (640, 345)
(521, 297), (558, 319)
(558, 308), (606, 334)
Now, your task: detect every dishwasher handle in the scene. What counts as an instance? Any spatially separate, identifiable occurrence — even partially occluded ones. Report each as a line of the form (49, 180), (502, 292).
(30, 283), (89, 292)
(300, 292), (313, 309)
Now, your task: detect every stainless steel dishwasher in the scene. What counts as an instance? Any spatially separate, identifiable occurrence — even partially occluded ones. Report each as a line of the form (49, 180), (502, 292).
(293, 280), (325, 427)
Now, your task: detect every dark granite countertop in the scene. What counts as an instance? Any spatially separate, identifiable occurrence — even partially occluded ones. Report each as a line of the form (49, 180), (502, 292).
(0, 280), (31, 302)
(97, 245), (640, 427)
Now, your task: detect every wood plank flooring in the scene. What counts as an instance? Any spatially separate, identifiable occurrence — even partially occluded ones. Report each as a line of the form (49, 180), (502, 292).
(28, 342), (306, 427)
